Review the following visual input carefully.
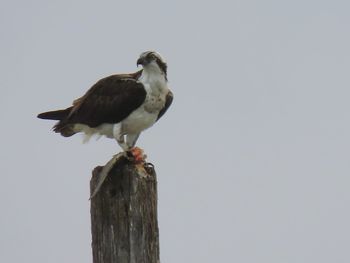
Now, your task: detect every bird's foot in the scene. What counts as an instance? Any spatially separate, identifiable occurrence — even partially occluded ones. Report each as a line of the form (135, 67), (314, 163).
(127, 147), (147, 163)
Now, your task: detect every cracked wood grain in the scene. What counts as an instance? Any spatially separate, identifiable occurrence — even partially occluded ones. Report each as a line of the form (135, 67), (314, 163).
(90, 157), (160, 263)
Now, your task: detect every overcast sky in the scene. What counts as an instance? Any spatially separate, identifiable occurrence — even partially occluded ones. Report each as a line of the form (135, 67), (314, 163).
(1, 0), (350, 262)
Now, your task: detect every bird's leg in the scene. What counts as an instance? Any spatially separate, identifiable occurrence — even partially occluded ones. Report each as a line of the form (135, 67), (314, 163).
(116, 135), (129, 152)
(126, 133), (140, 149)
(113, 123), (129, 151)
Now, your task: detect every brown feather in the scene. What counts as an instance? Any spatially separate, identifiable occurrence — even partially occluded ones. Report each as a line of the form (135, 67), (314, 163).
(157, 91), (173, 121)
(38, 70), (147, 137)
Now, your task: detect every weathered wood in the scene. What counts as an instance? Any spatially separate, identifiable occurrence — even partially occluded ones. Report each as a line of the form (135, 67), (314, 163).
(90, 157), (160, 263)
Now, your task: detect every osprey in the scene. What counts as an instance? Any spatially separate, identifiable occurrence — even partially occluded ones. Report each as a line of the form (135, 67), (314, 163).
(38, 51), (173, 160)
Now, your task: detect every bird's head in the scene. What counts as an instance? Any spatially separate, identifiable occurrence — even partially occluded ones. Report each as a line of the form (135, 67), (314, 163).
(137, 51), (167, 77)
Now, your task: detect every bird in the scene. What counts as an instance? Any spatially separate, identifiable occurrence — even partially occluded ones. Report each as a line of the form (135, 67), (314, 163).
(38, 51), (173, 161)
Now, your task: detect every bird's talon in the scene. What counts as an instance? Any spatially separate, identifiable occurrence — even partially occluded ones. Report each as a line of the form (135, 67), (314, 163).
(144, 162), (154, 169)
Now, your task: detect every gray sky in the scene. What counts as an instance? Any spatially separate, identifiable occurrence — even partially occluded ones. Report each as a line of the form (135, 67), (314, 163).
(1, 0), (350, 262)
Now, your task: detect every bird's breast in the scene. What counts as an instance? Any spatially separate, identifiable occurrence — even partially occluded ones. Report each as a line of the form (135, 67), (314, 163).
(143, 92), (166, 113)
(142, 81), (168, 113)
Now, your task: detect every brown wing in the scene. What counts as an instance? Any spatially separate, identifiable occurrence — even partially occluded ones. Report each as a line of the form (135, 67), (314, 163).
(55, 73), (146, 130)
(157, 90), (173, 121)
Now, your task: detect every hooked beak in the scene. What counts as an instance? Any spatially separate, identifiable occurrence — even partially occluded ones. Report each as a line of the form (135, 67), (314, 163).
(137, 57), (145, 67)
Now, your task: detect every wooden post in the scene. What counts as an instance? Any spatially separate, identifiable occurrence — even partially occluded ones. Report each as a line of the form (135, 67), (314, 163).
(90, 156), (160, 263)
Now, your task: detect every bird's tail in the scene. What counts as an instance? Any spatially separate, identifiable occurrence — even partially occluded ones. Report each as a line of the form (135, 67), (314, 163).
(38, 107), (76, 137)
(37, 108), (71, 120)
(53, 122), (76, 137)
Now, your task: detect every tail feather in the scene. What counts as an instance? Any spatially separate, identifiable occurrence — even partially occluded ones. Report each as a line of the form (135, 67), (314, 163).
(37, 107), (72, 120)
(53, 122), (76, 137)
(38, 107), (76, 137)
